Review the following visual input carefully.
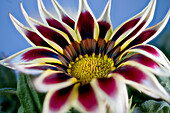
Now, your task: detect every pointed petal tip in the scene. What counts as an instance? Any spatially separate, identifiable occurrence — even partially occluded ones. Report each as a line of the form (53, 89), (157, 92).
(98, 0), (112, 22)
(20, 2), (25, 13)
(51, 0), (63, 17)
(38, 0), (46, 11)
(79, 0), (91, 12)
(8, 13), (14, 21)
(8, 13), (15, 21)
(20, 1), (23, 7)
(8, 12), (11, 16)
(167, 8), (170, 16)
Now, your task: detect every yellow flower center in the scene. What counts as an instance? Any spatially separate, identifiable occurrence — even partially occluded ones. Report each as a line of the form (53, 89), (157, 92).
(67, 54), (115, 85)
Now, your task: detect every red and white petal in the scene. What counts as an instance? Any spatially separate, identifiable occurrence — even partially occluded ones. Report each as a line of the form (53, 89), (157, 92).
(34, 70), (77, 92)
(38, 0), (79, 43)
(118, 54), (170, 77)
(125, 9), (170, 49)
(75, 0), (99, 41)
(21, 3), (71, 54)
(97, 0), (113, 42)
(9, 13), (51, 47)
(110, 65), (170, 103)
(0, 47), (62, 68)
(109, 0), (155, 48)
(73, 83), (105, 113)
(51, 0), (75, 29)
(119, 0), (156, 51)
(10, 63), (60, 75)
(91, 77), (129, 113)
(120, 44), (170, 71)
(43, 84), (78, 113)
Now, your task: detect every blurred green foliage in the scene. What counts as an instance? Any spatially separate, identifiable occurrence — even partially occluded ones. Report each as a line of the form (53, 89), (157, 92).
(0, 65), (20, 113)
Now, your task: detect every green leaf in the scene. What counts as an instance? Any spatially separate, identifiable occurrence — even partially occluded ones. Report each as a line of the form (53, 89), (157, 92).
(0, 88), (16, 95)
(0, 65), (16, 88)
(0, 95), (20, 113)
(17, 73), (42, 113)
(157, 76), (170, 94)
(67, 108), (81, 113)
(0, 65), (20, 113)
(129, 96), (136, 113)
(18, 106), (25, 113)
(133, 100), (170, 113)
(25, 75), (43, 112)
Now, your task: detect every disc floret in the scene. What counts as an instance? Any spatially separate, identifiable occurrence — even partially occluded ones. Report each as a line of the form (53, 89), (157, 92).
(68, 54), (115, 84)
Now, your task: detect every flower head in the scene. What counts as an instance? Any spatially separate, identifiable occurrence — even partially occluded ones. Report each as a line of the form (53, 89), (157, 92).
(1, 0), (170, 112)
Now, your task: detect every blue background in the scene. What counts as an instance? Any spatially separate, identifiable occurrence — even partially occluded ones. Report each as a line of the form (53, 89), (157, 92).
(0, 0), (170, 56)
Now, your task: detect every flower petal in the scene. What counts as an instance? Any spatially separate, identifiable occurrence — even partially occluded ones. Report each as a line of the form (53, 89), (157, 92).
(18, 63), (68, 75)
(38, 0), (79, 43)
(43, 84), (78, 113)
(96, 0), (113, 54)
(33, 70), (77, 92)
(120, 44), (170, 70)
(110, 65), (170, 103)
(97, 0), (113, 41)
(0, 47), (62, 68)
(10, 63), (59, 75)
(51, 0), (75, 29)
(9, 13), (51, 47)
(124, 9), (170, 50)
(91, 77), (129, 113)
(107, 0), (156, 53)
(21, 3), (71, 54)
(73, 83), (105, 113)
(118, 54), (170, 77)
(75, 0), (99, 41)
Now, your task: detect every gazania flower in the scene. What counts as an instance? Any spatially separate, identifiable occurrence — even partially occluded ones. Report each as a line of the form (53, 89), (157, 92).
(1, 0), (170, 112)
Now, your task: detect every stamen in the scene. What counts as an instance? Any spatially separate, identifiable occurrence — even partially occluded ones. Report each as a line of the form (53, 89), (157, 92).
(67, 54), (114, 85)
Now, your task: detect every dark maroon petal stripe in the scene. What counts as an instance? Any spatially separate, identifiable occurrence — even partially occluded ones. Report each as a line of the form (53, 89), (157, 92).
(22, 48), (58, 61)
(25, 30), (51, 47)
(98, 21), (111, 39)
(95, 38), (106, 55)
(111, 18), (140, 41)
(63, 43), (80, 61)
(77, 11), (94, 40)
(46, 19), (74, 42)
(107, 46), (121, 59)
(112, 65), (147, 83)
(62, 16), (75, 29)
(48, 63), (68, 72)
(49, 85), (74, 111)
(126, 30), (157, 48)
(71, 41), (81, 58)
(107, 21), (146, 58)
(117, 21), (146, 46)
(43, 73), (71, 84)
(112, 30), (157, 59)
(97, 78), (117, 97)
(36, 25), (69, 49)
(78, 84), (98, 111)
(104, 40), (115, 54)
(121, 54), (159, 69)
(131, 45), (159, 56)
(25, 65), (58, 71)
(80, 39), (96, 55)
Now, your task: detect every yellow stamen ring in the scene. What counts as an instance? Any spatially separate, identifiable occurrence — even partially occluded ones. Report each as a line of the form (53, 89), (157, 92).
(67, 54), (115, 85)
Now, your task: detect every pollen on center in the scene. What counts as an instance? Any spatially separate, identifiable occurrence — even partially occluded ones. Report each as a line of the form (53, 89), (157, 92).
(67, 54), (115, 84)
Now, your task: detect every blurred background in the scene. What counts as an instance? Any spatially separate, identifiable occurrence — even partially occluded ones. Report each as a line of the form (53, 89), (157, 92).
(0, 0), (170, 58)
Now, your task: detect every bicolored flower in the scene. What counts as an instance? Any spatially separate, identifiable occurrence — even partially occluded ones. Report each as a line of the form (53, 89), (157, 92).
(1, 0), (170, 112)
